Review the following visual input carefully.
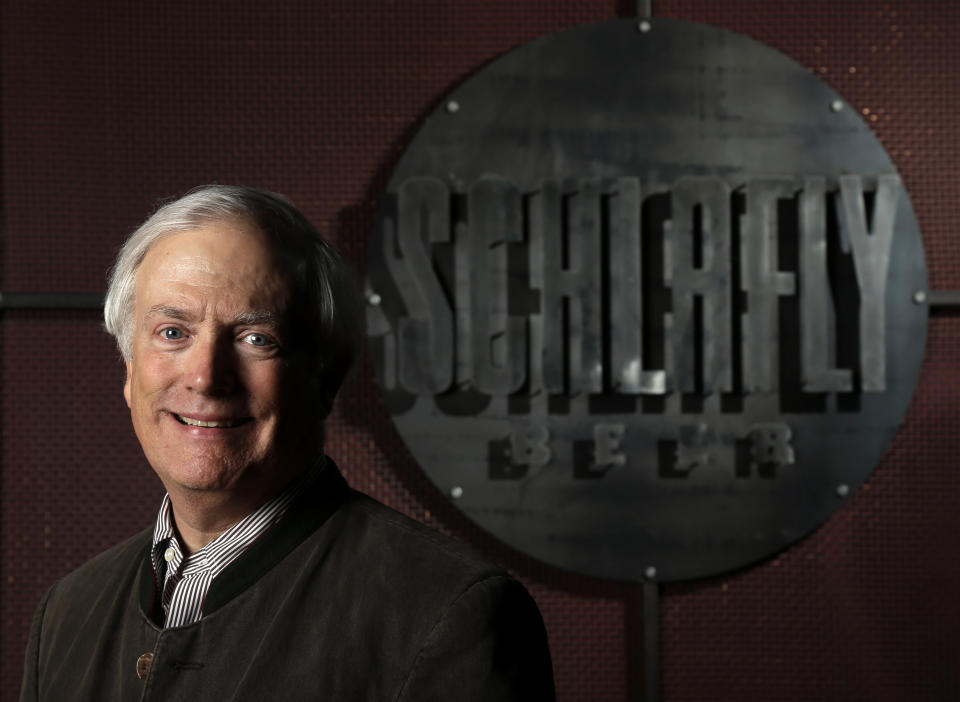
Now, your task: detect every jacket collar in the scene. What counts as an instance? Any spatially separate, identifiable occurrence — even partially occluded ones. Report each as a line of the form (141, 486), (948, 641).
(138, 458), (350, 625)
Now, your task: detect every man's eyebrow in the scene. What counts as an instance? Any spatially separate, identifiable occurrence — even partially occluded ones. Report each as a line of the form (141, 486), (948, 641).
(233, 311), (283, 328)
(143, 306), (281, 329)
(145, 305), (193, 322)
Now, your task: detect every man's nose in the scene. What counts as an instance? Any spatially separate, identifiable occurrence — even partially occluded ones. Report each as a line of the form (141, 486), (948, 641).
(184, 334), (237, 395)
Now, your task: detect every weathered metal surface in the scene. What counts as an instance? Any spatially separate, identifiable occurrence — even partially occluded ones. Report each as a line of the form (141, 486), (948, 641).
(366, 18), (928, 582)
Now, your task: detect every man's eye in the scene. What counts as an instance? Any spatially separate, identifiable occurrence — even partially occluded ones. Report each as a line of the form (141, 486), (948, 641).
(244, 333), (271, 347)
(161, 327), (184, 340)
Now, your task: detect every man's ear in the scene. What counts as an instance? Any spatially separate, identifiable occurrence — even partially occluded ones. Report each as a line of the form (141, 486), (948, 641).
(123, 361), (132, 408)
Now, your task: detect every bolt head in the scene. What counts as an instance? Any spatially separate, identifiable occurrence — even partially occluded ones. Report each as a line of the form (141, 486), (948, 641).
(366, 292), (382, 306)
(446, 100), (460, 114)
(637, 20), (651, 33)
(450, 485), (464, 499)
(913, 290), (927, 304)
(836, 483), (850, 498)
(644, 566), (657, 580)
(830, 99), (844, 112)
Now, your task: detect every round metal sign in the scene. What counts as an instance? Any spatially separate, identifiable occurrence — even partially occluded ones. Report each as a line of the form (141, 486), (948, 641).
(366, 18), (928, 582)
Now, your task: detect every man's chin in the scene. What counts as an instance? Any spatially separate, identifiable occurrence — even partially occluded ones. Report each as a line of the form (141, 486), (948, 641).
(152, 458), (252, 495)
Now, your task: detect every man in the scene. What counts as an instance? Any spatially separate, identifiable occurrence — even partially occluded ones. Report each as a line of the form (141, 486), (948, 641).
(20, 186), (555, 701)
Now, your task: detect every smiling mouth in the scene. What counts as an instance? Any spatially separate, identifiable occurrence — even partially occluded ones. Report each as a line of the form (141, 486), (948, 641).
(174, 414), (251, 428)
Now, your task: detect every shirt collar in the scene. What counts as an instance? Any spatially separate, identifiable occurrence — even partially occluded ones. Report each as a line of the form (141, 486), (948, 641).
(150, 458), (325, 581)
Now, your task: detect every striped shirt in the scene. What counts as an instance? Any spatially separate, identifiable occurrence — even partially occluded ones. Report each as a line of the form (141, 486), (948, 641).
(150, 462), (321, 628)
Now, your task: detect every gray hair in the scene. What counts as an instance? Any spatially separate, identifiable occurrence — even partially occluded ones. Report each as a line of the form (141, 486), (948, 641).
(104, 185), (363, 415)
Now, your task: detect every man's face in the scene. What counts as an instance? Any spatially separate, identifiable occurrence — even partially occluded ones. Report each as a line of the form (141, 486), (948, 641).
(124, 217), (314, 500)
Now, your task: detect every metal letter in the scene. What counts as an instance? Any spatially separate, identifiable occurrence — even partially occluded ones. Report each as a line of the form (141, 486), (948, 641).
(748, 423), (795, 472)
(741, 178), (797, 392)
(674, 422), (714, 473)
(799, 177), (852, 392)
(535, 180), (603, 394)
(509, 423), (552, 467)
(468, 178), (527, 394)
(393, 178), (454, 394)
(592, 423), (627, 470)
(609, 178), (666, 394)
(665, 177), (733, 393)
(839, 174), (898, 392)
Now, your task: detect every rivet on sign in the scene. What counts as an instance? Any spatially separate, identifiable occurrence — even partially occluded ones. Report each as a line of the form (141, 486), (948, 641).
(450, 486), (464, 499)
(446, 100), (460, 114)
(912, 290), (927, 304)
(366, 292), (381, 306)
(836, 484), (850, 498)
(644, 566), (657, 579)
(637, 20), (651, 33)
(830, 99), (844, 112)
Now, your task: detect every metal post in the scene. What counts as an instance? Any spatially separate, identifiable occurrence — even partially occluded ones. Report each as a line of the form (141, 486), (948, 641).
(643, 580), (660, 702)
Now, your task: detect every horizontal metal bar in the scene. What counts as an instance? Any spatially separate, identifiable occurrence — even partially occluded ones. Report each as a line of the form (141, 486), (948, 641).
(0, 292), (104, 310)
(2, 288), (959, 312)
(927, 290), (960, 308)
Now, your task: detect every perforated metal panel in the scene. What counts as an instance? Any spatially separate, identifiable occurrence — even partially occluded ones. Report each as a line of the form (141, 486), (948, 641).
(3, 2), (959, 701)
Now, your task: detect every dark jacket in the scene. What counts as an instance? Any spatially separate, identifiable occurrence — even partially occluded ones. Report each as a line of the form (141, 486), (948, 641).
(20, 464), (555, 701)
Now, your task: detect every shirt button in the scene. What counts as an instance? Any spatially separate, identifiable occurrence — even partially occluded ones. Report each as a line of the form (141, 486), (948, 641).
(164, 547), (175, 562)
(136, 652), (154, 679)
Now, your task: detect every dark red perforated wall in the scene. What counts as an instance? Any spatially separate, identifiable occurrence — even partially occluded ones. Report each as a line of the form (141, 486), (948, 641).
(3, 1), (959, 700)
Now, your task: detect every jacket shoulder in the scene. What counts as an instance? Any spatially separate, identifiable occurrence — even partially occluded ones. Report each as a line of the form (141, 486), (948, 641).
(342, 490), (504, 579)
(333, 493), (556, 700)
(47, 527), (151, 604)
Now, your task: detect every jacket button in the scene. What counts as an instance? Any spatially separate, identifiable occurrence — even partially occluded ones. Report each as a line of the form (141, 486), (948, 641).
(136, 653), (154, 680)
